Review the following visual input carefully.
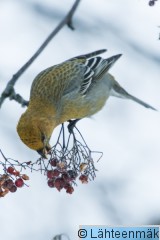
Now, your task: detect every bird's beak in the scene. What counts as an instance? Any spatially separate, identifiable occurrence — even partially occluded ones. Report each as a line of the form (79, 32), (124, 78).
(37, 142), (52, 158)
(37, 148), (48, 159)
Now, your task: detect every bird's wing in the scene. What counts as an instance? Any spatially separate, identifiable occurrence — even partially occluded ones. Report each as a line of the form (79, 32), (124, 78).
(30, 50), (121, 102)
(79, 56), (104, 94)
(77, 54), (122, 95)
(62, 52), (122, 96)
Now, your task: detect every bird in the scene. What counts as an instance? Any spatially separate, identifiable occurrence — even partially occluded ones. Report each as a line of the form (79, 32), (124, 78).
(17, 49), (156, 158)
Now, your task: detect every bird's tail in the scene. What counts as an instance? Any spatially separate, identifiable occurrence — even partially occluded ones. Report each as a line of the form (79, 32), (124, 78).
(111, 81), (157, 111)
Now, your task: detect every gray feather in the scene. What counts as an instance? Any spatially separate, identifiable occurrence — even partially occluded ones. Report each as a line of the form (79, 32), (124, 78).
(111, 82), (157, 111)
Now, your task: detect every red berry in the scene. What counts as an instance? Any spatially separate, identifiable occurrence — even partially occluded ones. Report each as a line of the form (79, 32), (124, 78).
(47, 170), (54, 179)
(66, 186), (74, 194)
(54, 178), (65, 191)
(47, 169), (60, 179)
(79, 175), (88, 184)
(50, 158), (58, 167)
(7, 167), (15, 174)
(9, 185), (17, 193)
(47, 179), (55, 188)
(15, 178), (24, 188)
(52, 169), (60, 177)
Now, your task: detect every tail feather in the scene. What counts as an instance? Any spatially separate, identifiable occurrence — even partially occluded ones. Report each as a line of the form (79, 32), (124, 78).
(111, 81), (157, 111)
(127, 94), (157, 111)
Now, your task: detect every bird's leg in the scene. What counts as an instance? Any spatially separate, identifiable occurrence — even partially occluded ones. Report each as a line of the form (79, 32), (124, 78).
(67, 119), (80, 133)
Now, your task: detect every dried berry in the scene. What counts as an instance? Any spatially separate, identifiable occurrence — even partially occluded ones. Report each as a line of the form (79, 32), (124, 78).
(21, 174), (29, 180)
(3, 179), (14, 190)
(79, 175), (88, 184)
(66, 185), (74, 194)
(57, 161), (67, 170)
(80, 163), (88, 172)
(0, 188), (9, 197)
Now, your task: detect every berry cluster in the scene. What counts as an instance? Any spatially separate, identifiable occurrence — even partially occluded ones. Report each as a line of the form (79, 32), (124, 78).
(36, 123), (102, 194)
(148, 0), (158, 6)
(0, 166), (29, 197)
(0, 123), (102, 197)
(46, 158), (89, 194)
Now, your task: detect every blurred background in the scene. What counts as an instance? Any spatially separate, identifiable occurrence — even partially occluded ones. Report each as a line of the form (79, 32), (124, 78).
(0, 0), (160, 239)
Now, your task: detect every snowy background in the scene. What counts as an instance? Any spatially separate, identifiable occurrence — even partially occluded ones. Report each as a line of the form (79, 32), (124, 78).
(0, 0), (160, 239)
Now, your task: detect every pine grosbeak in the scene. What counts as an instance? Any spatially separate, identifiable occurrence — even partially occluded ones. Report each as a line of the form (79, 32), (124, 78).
(17, 49), (156, 157)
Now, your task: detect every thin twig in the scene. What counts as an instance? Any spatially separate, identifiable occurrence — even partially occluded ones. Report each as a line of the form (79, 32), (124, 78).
(0, 0), (81, 108)
(9, 89), (29, 107)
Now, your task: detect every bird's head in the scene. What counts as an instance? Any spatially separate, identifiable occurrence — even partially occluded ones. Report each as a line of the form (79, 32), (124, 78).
(17, 111), (54, 158)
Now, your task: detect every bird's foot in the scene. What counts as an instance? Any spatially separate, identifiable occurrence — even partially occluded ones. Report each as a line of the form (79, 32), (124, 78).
(67, 119), (80, 134)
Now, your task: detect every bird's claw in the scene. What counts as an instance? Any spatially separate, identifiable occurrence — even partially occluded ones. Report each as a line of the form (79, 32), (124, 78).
(67, 119), (79, 134)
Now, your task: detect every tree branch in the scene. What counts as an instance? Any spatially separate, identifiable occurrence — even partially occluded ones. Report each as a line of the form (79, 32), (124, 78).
(9, 89), (29, 107)
(0, 0), (81, 108)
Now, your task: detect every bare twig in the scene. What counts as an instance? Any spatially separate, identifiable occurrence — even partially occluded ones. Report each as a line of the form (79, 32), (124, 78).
(0, 0), (81, 108)
(9, 89), (29, 107)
